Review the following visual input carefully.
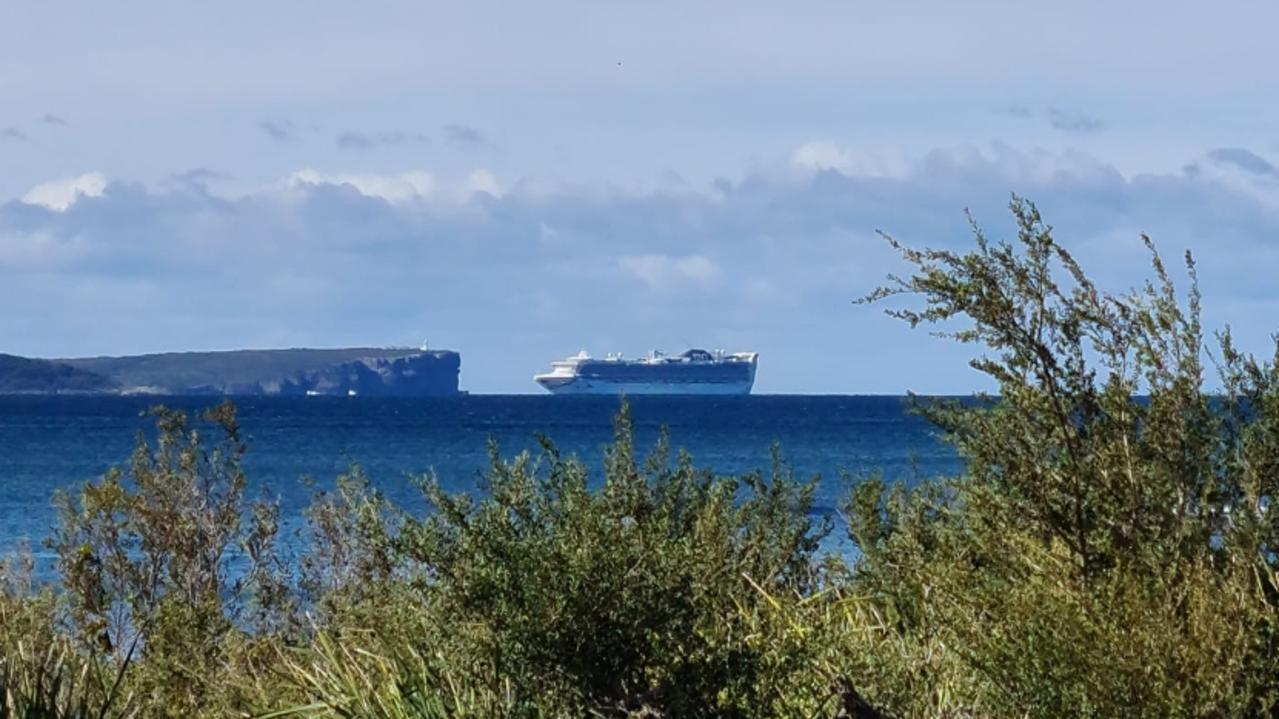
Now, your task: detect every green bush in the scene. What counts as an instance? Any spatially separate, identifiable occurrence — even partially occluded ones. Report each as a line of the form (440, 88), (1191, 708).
(46, 403), (290, 717)
(837, 196), (1279, 717)
(384, 409), (826, 716)
(0, 553), (135, 718)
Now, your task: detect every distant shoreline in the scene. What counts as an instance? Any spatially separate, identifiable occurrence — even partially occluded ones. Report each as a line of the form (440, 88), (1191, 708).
(0, 347), (462, 396)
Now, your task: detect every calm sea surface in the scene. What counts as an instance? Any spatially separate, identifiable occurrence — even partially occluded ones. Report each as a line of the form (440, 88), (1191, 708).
(0, 395), (962, 560)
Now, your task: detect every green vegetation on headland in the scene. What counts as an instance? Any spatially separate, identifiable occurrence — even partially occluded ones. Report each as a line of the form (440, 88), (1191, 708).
(0, 354), (118, 394)
(4, 197), (1279, 717)
(0, 348), (461, 396)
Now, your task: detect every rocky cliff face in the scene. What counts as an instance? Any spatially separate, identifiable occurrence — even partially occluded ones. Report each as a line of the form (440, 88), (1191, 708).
(266, 352), (462, 396)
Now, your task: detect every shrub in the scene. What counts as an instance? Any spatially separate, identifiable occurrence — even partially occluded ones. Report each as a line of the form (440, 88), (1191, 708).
(0, 553), (134, 718)
(379, 407), (828, 717)
(842, 196), (1279, 717)
(298, 465), (403, 627)
(47, 402), (290, 717)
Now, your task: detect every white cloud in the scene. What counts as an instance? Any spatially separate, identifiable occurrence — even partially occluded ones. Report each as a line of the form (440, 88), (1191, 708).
(464, 169), (502, 197)
(282, 168), (506, 204)
(790, 142), (909, 179)
(791, 141), (855, 174)
(20, 172), (107, 211)
(619, 254), (722, 291)
(286, 169), (436, 203)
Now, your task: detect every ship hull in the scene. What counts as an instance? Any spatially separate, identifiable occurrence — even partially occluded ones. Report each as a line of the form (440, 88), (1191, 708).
(536, 377), (754, 395)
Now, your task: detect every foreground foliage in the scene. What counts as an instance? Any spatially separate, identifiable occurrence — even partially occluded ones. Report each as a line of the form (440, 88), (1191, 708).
(840, 197), (1279, 716)
(3, 197), (1278, 717)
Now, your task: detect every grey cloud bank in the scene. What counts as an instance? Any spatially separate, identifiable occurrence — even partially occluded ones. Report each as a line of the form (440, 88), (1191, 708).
(336, 131), (429, 151)
(1003, 106), (1105, 134)
(1046, 108), (1104, 134)
(1203, 148), (1279, 178)
(443, 124), (485, 147)
(258, 121), (294, 142)
(3, 144), (1279, 393)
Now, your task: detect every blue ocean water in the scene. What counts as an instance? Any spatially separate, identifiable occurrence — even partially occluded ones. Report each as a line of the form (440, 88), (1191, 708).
(0, 395), (961, 559)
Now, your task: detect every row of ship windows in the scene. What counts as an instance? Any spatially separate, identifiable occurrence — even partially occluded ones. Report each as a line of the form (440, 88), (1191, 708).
(578, 370), (752, 381)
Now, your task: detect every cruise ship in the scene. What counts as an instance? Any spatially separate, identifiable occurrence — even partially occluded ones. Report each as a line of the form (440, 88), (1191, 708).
(534, 349), (758, 395)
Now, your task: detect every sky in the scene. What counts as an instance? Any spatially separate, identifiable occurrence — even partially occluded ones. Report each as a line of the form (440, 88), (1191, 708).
(3, 1), (1279, 393)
